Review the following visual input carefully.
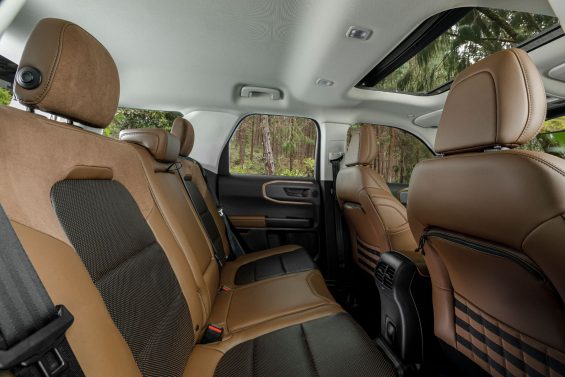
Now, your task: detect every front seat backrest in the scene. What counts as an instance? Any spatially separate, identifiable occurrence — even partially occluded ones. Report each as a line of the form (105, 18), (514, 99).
(408, 48), (565, 376)
(336, 125), (417, 275)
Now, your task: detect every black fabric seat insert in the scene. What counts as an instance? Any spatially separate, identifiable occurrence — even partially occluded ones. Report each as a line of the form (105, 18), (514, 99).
(214, 313), (396, 377)
(234, 248), (316, 285)
(51, 179), (194, 377)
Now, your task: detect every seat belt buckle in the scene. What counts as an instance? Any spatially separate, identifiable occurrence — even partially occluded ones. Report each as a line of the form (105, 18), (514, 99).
(0, 305), (74, 377)
(200, 324), (224, 344)
(218, 207), (224, 217)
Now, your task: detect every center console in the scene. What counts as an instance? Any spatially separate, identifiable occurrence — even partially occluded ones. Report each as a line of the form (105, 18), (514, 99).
(374, 251), (432, 375)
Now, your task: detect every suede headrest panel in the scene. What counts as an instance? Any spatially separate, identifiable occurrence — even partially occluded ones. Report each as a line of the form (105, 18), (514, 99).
(435, 48), (546, 155)
(344, 125), (377, 167)
(170, 118), (194, 157)
(15, 18), (120, 129)
(120, 129), (180, 163)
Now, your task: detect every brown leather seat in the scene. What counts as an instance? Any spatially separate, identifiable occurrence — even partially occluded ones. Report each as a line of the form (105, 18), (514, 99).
(170, 118), (319, 287)
(0, 18), (396, 376)
(408, 48), (565, 376)
(336, 125), (419, 275)
(119, 127), (341, 339)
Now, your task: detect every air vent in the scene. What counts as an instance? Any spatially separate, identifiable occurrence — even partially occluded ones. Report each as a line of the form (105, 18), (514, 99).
(375, 262), (396, 289)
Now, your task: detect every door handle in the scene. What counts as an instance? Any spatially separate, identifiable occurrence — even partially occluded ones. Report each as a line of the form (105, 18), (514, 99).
(284, 187), (310, 198)
(262, 180), (315, 205)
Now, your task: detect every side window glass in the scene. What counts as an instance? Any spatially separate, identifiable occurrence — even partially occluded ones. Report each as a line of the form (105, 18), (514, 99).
(520, 116), (565, 159)
(347, 124), (433, 184)
(104, 108), (183, 138)
(229, 115), (318, 177)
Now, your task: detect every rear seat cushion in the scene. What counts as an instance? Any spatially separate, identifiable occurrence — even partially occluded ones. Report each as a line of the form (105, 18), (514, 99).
(186, 313), (396, 377)
(210, 270), (338, 336)
(225, 245), (316, 286)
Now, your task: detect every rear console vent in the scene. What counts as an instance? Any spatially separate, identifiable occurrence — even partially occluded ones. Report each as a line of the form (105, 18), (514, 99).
(375, 262), (396, 289)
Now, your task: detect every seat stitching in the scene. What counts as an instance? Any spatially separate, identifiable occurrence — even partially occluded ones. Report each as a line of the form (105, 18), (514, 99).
(95, 241), (157, 284)
(300, 324), (320, 377)
(25, 23), (70, 104)
(251, 339), (257, 376)
(279, 254), (288, 274)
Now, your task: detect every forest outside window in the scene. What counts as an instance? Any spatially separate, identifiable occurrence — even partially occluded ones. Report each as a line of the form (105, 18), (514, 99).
(104, 108), (182, 139)
(229, 115), (318, 177)
(369, 7), (560, 94)
(520, 115), (565, 159)
(348, 124), (433, 184)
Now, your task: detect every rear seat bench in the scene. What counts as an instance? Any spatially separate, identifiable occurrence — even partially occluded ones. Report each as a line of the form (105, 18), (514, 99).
(0, 18), (396, 377)
(170, 117), (318, 287)
(118, 128), (341, 338)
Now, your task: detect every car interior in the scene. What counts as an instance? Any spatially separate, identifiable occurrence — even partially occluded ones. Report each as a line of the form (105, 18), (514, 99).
(0, 0), (563, 376)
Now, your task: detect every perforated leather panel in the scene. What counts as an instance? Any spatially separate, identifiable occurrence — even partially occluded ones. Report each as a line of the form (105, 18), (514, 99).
(214, 313), (395, 377)
(51, 180), (194, 377)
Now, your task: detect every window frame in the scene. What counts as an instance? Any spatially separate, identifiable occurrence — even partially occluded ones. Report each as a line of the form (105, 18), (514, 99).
(225, 113), (321, 180)
(356, 7), (564, 96)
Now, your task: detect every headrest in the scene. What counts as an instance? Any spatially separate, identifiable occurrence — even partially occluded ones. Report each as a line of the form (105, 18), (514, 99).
(120, 129), (180, 163)
(344, 125), (377, 166)
(15, 18), (120, 128)
(170, 118), (194, 157)
(435, 48), (546, 155)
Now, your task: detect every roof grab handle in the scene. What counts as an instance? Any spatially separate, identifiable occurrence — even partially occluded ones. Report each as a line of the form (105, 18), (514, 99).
(240, 86), (282, 100)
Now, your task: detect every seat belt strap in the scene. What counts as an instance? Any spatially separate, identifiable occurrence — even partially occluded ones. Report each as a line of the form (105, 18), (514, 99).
(218, 210), (246, 258)
(0, 205), (85, 377)
(329, 152), (346, 270)
(177, 172), (227, 267)
(184, 157), (246, 257)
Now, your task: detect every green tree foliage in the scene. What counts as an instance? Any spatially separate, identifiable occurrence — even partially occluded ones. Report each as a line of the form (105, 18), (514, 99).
(104, 108), (182, 138)
(542, 116), (565, 133)
(349, 124), (433, 184)
(0, 87), (12, 105)
(521, 116), (565, 158)
(376, 8), (558, 93)
(230, 115), (317, 177)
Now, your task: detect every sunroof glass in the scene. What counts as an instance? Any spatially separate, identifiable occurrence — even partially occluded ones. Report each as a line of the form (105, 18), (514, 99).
(372, 8), (559, 94)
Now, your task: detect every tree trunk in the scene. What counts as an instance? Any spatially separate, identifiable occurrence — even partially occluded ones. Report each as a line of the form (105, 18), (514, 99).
(249, 122), (255, 160)
(388, 128), (395, 182)
(238, 128), (245, 168)
(261, 115), (275, 175)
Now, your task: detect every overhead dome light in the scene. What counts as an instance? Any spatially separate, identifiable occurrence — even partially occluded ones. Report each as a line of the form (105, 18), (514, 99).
(346, 26), (373, 41)
(316, 78), (335, 87)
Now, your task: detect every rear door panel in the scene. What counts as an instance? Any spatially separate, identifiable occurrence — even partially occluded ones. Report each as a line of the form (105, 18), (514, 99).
(218, 174), (322, 259)
(216, 114), (324, 262)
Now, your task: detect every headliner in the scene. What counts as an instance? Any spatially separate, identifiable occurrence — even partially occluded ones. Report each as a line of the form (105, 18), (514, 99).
(0, 0), (562, 132)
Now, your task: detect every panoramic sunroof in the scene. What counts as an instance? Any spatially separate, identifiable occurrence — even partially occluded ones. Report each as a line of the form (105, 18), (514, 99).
(358, 7), (561, 95)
